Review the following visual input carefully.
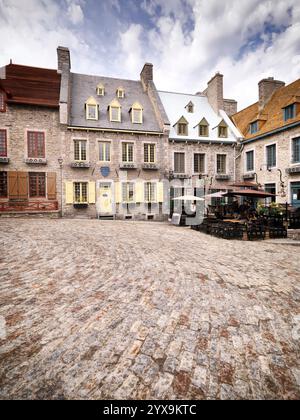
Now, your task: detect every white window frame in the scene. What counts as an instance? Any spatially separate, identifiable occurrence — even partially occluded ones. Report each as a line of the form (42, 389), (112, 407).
(264, 142), (277, 169)
(110, 106), (121, 122)
(96, 86), (105, 96)
(99, 141), (111, 162)
(244, 148), (255, 173)
(132, 108), (143, 124)
(117, 88), (125, 99)
(74, 181), (88, 204)
(74, 139), (88, 162)
(86, 104), (98, 120)
(290, 135), (300, 165)
(121, 142), (135, 163)
(122, 181), (135, 203)
(193, 152), (206, 174)
(144, 181), (157, 203)
(173, 151), (186, 174)
(143, 142), (156, 163)
(215, 153), (228, 174)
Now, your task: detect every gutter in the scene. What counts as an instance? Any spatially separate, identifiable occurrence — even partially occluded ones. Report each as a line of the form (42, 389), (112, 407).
(243, 120), (300, 144)
(169, 138), (236, 145)
(67, 126), (163, 136)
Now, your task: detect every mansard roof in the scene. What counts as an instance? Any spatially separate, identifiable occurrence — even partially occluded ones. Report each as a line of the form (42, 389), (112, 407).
(0, 63), (61, 108)
(158, 91), (239, 142)
(232, 78), (300, 141)
(70, 73), (161, 132)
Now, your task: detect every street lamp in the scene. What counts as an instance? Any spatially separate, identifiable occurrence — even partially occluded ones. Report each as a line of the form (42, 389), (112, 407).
(58, 158), (63, 217)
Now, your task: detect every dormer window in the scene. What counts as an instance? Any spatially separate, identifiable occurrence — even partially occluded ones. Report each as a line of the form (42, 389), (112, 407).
(197, 118), (209, 137)
(186, 101), (194, 113)
(175, 116), (188, 136)
(109, 99), (121, 122)
(85, 97), (99, 120)
(250, 121), (258, 134)
(117, 87), (125, 99)
(284, 104), (296, 121)
(96, 83), (105, 96)
(0, 91), (5, 112)
(218, 120), (228, 138)
(130, 102), (143, 124)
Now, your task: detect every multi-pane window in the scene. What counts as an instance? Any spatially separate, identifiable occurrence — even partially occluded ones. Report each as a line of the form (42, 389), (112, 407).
(122, 182), (134, 203)
(74, 182), (88, 203)
(0, 92), (5, 112)
(194, 154), (205, 173)
(74, 140), (87, 161)
(246, 150), (254, 172)
(250, 121), (258, 134)
(217, 154), (227, 174)
(0, 130), (7, 156)
(110, 106), (121, 122)
(174, 152), (185, 173)
(218, 126), (228, 138)
(199, 124), (208, 137)
(99, 142), (111, 162)
(292, 137), (300, 163)
(0, 172), (7, 197)
(284, 104), (295, 121)
(144, 144), (155, 163)
(96, 85), (105, 96)
(27, 131), (45, 158)
(117, 88), (125, 99)
(86, 104), (97, 120)
(187, 103), (194, 113)
(29, 172), (46, 197)
(132, 108), (142, 124)
(266, 144), (276, 168)
(178, 123), (188, 136)
(145, 182), (156, 203)
(122, 143), (134, 162)
(265, 183), (276, 204)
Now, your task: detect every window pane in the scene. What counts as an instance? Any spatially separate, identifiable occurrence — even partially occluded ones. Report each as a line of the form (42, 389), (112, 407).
(292, 138), (300, 163)
(246, 151), (254, 171)
(88, 105), (96, 119)
(217, 155), (226, 173)
(111, 107), (120, 121)
(74, 141), (80, 160)
(194, 154), (205, 173)
(145, 182), (156, 202)
(29, 172), (45, 197)
(74, 182), (81, 202)
(178, 123), (187, 135)
(144, 144), (155, 163)
(99, 142), (110, 161)
(0, 172), (7, 197)
(133, 109), (142, 123)
(0, 92), (5, 111)
(199, 125), (208, 136)
(0, 130), (7, 156)
(219, 126), (227, 137)
(174, 152), (185, 173)
(266, 144), (276, 167)
(28, 132), (45, 158)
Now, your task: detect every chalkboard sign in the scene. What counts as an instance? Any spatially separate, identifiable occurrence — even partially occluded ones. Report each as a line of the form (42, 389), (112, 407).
(171, 213), (181, 225)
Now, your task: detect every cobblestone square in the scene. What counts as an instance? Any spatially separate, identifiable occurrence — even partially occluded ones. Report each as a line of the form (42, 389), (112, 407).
(0, 219), (299, 400)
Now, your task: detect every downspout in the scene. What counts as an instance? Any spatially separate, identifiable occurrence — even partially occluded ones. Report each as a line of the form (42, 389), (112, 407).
(234, 141), (244, 182)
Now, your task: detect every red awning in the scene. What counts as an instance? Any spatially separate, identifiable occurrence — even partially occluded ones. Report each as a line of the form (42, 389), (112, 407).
(225, 189), (276, 198)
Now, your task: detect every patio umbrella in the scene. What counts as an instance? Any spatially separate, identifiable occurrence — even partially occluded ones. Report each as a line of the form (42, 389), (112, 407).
(229, 182), (260, 189)
(225, 189), (276, 198)
(172, 195), (204, 201)
(204, 191), (227, 198)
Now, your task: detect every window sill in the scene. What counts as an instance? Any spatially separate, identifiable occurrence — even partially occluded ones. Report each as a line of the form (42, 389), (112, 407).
(73, 203), (88, 208)
(71, 162), (91, 168)
(286, 166), (300, 174)
(215, 174), (230, 180)
(120, 163), (137, 169)
(0, 157), (9, 164)
(25, 158), (47, 165)
(142, 163), (159, 170)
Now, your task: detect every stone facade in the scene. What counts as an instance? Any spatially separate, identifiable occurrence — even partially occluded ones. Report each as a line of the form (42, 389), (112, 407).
(0, 104), (62, 216)
(239, 126), (300, 204)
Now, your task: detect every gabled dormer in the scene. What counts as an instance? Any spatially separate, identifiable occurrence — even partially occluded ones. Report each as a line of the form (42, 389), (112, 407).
(85, 96), (99, 120)
(108, 99), (121, 122)
(194, 117), (209, 137)
(174, 116), (188, 136)
(185, 101), (194, 113)
(130, 102), (143, 124)
(96, 83), (105, 96)
(218, 119), (228, 138)
(249, 113), (267, 134)
(282, 96), (300, 121)
(116, 87), (125, 99)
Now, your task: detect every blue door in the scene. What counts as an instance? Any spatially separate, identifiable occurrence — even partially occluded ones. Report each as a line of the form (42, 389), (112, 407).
(291, 182), (300, 207)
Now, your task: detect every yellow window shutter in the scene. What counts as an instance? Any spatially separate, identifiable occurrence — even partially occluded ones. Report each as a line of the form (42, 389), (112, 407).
(157, 182), (164, 203)
(65, 182), (73, 204)
(88, 181), (96, 204)
(115, 182), (122, 203)
(135, 181), (144, 203)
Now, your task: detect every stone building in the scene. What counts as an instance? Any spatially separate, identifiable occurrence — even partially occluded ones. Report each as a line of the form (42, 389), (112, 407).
(158, 73), (242, 204)
(232, 77), (300, 207)
(0, 63), (62, 216)
(57, 47), (170, 220)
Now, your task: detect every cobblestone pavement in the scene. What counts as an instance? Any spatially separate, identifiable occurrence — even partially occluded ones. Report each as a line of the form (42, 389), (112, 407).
(0, 219), (300, 400)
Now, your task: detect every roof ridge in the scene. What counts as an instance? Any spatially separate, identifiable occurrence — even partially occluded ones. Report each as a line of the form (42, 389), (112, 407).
(72, 72), (140, 84)
(158, 90), (206, 97)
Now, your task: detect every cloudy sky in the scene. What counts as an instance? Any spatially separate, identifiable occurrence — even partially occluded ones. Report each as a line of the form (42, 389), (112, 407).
(0, 0), (300, 110)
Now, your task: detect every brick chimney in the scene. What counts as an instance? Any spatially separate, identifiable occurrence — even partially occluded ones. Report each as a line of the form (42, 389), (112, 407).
(140, 63), (153, 91)
(203, 72), (224, 113)
(258, 77), (285, 108)
(57, 47), (71, 125)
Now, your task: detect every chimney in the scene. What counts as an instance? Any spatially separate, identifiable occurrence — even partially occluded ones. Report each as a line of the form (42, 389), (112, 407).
(223, 99), (238, 117)
(258, 77), (285, 108)
(57, 46), (71, 73)
(57, 47), (71, 125)
(140, 63), (153, 91)
(204, 72), (224, 113)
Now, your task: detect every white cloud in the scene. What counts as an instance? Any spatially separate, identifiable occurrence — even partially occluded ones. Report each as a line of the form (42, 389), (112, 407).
(67, 2), (84, 25)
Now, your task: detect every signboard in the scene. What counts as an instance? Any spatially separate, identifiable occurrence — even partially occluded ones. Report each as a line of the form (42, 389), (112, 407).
(100, 167), (110, 177)
(171, 213), (181, 226)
